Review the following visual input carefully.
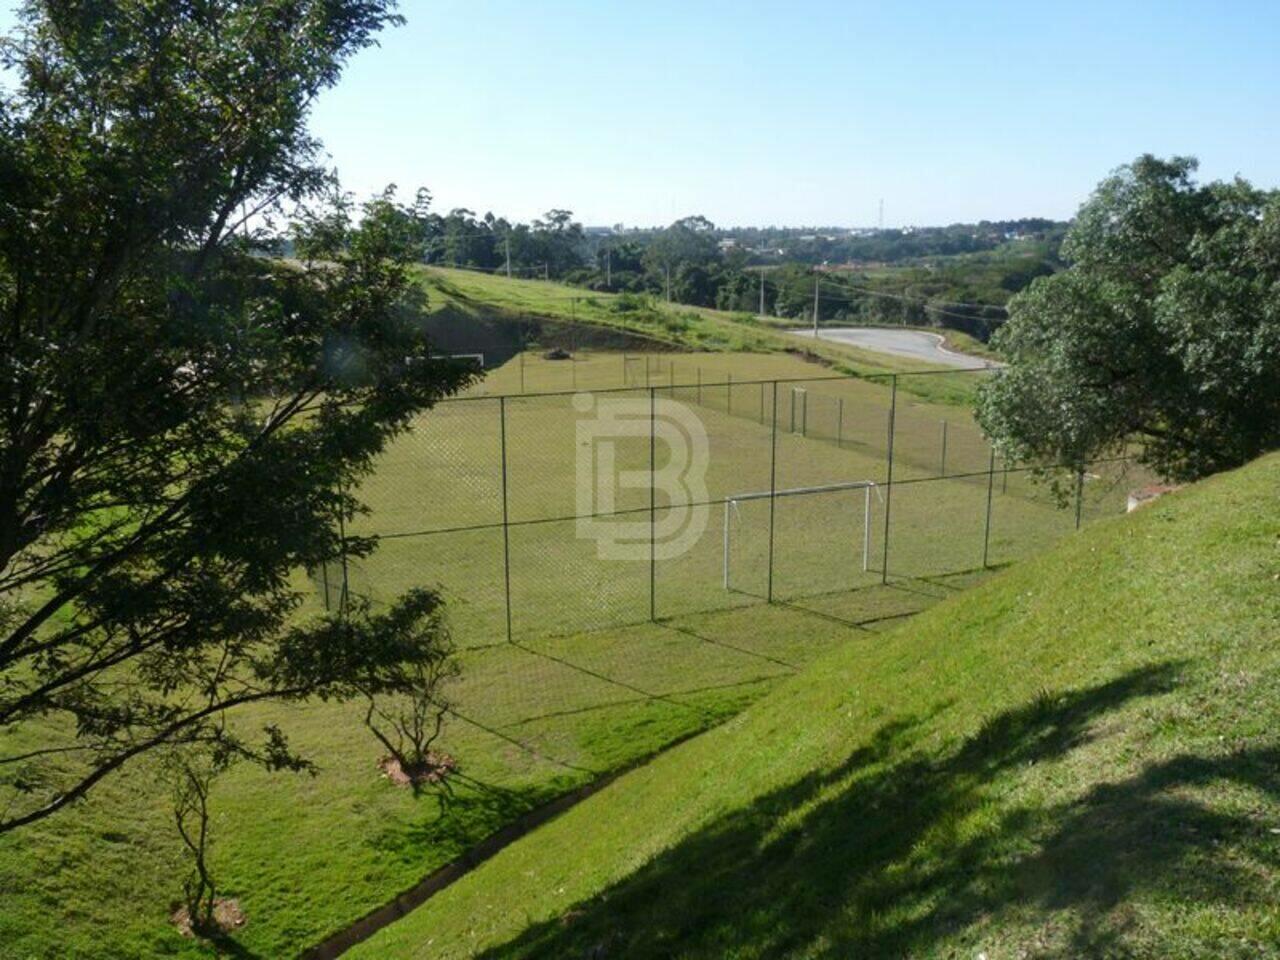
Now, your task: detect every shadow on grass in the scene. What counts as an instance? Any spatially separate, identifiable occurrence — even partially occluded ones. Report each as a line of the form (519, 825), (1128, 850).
(475, 661), (1278, 959)
(368, 775), (568, 868)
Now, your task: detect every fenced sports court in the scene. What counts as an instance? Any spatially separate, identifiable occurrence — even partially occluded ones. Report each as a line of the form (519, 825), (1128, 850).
(316, 366), (1147, 649)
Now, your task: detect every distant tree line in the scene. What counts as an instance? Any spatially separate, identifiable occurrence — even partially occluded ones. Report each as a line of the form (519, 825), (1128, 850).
(415, 201), (1061, 337)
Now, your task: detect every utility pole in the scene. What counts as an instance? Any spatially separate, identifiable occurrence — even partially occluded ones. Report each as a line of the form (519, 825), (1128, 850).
(878, 199), (884, 231)
(605, 248), (612, 288)
(759, 270), (766, 319)
(812, 276), (820, 335)
(665, 264), (672, 302)
(504, 237), (511, 278)
(543, 262), (549, 281)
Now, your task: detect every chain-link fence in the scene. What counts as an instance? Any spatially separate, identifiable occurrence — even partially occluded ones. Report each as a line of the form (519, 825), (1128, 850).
(315, 369), (1154, 648)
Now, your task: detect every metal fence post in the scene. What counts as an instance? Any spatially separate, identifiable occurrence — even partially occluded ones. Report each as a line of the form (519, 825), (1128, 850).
(940, 420), (949, 476)
(336, 505), (350, 612)
(649, 386), (657, 620)
(727, 372), (733, 416)
(881, 376), (898, 584)
(1074, 469), (1084, 530)
(837, 397), (843, 448)
(758, 381), (765, 424)
(499, 397), (513, 642)
(982, 444), (996, 568)
(767, 381), (778, 602)
(696, 367), (702, 405)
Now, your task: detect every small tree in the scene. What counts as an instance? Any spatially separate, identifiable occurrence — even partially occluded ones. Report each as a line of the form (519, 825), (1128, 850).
(362, 592), (460, 795)
(977, 155), (1280, 484)
(171, 754), (225, 936)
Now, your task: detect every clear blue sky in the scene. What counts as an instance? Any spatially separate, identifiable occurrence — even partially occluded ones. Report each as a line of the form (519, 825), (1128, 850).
(6, 1), (1280, 226)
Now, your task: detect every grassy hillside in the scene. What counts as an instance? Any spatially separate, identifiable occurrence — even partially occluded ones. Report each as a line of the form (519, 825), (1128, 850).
(352, 452), (1280, 959)
(418, 267), (990, 405)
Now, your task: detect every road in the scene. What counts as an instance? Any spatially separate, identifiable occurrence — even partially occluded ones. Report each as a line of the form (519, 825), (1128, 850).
(792, 327), (996, 369)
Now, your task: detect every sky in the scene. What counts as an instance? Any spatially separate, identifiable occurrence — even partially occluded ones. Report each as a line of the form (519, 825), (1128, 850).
(5, 1), (1280, 227)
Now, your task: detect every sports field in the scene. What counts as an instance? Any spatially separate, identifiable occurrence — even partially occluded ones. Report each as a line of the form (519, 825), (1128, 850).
(0, 348), (1149, 959)
(338, 348), (1144, 646)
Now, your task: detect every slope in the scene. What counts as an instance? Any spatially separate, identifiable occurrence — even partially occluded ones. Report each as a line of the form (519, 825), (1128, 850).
(351, 451), (1280, 959)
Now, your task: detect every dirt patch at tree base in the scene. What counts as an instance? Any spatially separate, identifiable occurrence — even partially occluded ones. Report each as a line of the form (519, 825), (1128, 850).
(170, 898), (246, 938)
(377, 752), (457, 788)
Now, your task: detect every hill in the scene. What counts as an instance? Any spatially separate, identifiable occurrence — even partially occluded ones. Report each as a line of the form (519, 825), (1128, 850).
(351, 452), (1280, 959)
(416, 266), (993, 405)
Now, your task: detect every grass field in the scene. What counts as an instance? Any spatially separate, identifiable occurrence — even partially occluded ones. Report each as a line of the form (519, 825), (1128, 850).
(0, 344), (1145, 959)
(350, 451), (1280, 960)
(344, 348), (1143, 646)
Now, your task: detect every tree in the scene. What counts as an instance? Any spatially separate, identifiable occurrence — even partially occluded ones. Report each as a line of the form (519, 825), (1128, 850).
(977, 155), (1280, 482)
(169, 747), (231, 936)
(532, 209), (585, 277)
(0, 1), (472, 832)
(643, 216), (720, 300)
(363, 592), (459, 796)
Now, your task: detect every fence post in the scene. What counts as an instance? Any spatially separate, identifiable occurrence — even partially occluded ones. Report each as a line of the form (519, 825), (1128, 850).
(336, 504), (350, 612)
(758, 381), (765, 424)
(519, 351), (526, 393)
(649, 386), (657, 620)
(837, 397), (843, 448)
(1074, 469), (1084, 530)
(767, 381), (779, 603)
(1002, 457), (1010, 494)
(499, 397), (513, 642)
(320, 558), (331, 613)
(982, 444), (996, 569)
(727, 372), (733, 416)
(939, 420), (948, 476)
(881, 376), (898, 584)
(696, 367), (702, 405)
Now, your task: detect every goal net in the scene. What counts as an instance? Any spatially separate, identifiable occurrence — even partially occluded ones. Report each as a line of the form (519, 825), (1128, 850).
(723, 480), (881, 595)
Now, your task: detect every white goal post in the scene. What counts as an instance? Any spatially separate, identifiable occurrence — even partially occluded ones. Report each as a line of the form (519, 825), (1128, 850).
(723, 480), (881, 590)
(443, 352), (485, 368)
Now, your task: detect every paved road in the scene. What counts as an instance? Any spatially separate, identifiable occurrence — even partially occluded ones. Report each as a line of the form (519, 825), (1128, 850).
(793, 327), (995, 369)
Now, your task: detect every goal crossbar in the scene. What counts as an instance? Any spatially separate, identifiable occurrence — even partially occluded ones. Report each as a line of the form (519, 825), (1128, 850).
(723, 480), (881, 589)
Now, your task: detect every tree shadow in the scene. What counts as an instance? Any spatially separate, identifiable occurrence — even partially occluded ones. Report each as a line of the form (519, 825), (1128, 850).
(474, 661), (1278, 958)
(368, 774), (568, 867)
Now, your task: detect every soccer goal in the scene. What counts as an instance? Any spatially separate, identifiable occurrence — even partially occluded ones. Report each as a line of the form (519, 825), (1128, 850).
(443, 352), (485, 368)
(723, 480), (881, 591)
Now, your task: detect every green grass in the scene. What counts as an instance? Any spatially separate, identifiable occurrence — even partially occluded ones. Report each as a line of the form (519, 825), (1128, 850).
(0, 345), (1146, 959)
(0, 580), (982, 959)
(348, 354), (1143, 646)
(349, 451), (1280, 959)
(419, 267), (990, 406)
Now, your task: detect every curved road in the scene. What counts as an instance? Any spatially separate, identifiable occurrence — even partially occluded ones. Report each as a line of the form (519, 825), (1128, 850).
(793, 327), (996, 369)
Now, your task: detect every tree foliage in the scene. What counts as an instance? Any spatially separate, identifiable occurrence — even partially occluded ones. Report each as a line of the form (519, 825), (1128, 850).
(977, 155), (1280, 481)
(0, 1), (472, 832)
